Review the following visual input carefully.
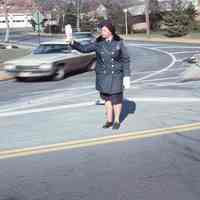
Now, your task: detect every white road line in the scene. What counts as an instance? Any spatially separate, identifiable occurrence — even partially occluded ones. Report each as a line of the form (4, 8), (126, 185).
(158, 46), (200, 49)
(127, 44), (200, 49)
(176, 58), (188, 62)
(128, 97), (200, 103)
(31, 85), (94, 95)
(132, 68), (184, 76)
(0, 102), (96, 117)
(130, 47), (177, 83)
(129, 81), (191, 88)
(139, 77), (179, 83)
(172, 51), (200, 54)
(145, 82), (195, 87)
(0, 97), (200, 118)
(0, 91), (97, 113)
(129, 44), (164, 48)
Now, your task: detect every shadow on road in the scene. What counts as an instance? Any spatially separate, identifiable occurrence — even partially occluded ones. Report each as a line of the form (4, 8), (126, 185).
(120, 99), (136, 123)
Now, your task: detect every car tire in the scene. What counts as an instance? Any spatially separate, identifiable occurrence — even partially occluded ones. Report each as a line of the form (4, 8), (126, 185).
(52, 66), (65, 81)
(87, 60), (96, 71)
(16, 77), (26, 82)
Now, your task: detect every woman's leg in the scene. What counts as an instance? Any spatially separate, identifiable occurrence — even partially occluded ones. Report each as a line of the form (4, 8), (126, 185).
(105, 100), (113, 123)
(102, 100), (113, 128)
(113, 103), (122, 123)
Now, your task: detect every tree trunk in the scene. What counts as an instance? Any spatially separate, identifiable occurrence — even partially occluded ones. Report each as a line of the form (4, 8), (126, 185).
(4, 0), (10, 42)
(76, 0), (81, 32)
(145, 0), (150, 37)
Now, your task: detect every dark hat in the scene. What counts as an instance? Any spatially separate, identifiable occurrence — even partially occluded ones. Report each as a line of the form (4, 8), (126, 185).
(98, 19), (116, 35)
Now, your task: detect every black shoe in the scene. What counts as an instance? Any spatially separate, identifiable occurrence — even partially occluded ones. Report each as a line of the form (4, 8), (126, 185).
(102, 121), (113, 128)
(112, 122), (120, 130)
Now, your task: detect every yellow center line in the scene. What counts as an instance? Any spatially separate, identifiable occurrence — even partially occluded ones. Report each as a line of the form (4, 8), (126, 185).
(1, 122), (200, 160)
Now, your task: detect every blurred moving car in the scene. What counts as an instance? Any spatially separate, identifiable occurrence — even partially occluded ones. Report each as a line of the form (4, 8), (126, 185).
(181, 54), (200, 82)
(3, 39), (96, 81)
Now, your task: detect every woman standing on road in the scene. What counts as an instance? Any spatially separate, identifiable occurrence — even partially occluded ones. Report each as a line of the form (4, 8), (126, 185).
(70, 20), (131, 129)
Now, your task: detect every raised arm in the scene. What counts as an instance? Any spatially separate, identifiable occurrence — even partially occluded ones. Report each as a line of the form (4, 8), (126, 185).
(70, 41), (96, 53)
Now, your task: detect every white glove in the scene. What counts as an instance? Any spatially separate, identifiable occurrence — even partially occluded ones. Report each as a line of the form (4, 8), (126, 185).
(65, 24), (73, 44)
(123, 76), (130, 89)
(65, 38), (74, 44)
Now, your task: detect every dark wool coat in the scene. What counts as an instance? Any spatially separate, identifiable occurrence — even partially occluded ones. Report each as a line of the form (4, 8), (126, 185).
(71, 34), (130, 94)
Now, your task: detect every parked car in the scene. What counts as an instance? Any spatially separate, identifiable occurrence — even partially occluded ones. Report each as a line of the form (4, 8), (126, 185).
(0, 43), (18, 49)
(3, 39), (96, 81)
(181, 54), (200, 82)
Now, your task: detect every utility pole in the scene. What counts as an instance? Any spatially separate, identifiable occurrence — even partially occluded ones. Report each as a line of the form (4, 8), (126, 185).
(3, 0), (10, 42)
(62, 13), (65, 32)
(144, 0), (150, 37)
(76, 0), (80, 32)
(37, 11), (40, 44)
(123, 9), (128, 36)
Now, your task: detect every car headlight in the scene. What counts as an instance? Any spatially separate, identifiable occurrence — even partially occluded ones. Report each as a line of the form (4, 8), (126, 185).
(40, 63), (52, 70)
(4, 64), (16, 71)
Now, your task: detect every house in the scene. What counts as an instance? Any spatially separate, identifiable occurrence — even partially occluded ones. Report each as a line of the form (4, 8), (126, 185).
(0, 10), (33, 29)
(87, 4), (108, 19)
(0, 0), (34, 29)
(126, 0), (200, 31)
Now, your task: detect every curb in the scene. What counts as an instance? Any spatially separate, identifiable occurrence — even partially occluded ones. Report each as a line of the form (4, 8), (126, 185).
(122, 35), (200, 44)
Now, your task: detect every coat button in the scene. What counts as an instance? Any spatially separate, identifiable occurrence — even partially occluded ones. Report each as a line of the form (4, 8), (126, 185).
(112, 65), (114, 67)
(112, 71), (114, 74)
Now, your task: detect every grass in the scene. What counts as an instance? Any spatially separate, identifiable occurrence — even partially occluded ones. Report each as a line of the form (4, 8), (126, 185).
(126, 31), (200, 39)
(0, 48), (31, 66)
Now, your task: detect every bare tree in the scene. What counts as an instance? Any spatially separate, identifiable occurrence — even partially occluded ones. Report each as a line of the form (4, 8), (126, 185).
(2, 0), (10, 42)
(76, 0), (81, 31)
(145, 0), (150, 37)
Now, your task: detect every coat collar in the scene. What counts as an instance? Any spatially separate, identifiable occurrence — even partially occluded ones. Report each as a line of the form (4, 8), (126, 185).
(96, 34), (121, 43)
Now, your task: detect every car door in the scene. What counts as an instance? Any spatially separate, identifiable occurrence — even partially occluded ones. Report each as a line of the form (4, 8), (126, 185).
(66, 49), (95, 72)
(54, 45), (85, 73)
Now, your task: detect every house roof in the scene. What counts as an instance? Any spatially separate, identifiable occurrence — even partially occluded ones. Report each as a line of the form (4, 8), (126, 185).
(127, 4), (145, 16)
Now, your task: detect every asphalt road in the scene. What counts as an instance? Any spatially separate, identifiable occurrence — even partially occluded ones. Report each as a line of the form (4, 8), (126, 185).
(1, 40), (200, 199)
(1, 129), (200, 200)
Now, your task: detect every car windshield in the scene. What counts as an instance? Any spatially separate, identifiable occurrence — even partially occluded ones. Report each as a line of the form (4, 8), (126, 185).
(73, 33), (94, 39)
(33, 44), (71, 54)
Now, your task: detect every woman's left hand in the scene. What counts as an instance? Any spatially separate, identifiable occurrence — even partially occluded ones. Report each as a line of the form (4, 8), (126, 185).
(123, 76), (131, 89)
